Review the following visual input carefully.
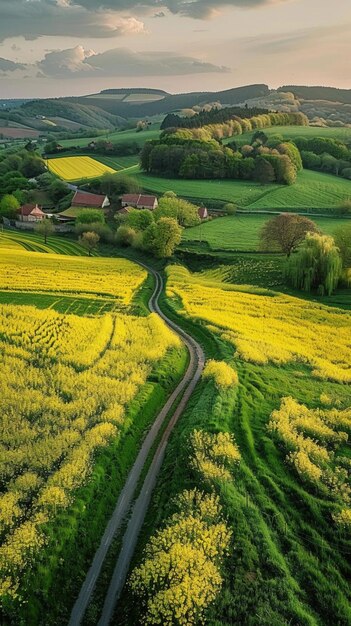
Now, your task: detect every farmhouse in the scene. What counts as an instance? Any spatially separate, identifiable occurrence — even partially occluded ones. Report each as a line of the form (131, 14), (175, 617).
(71, 190), (110, 209)
(121, 193), (158, 211)
(198, 206), (209, 220)
(18, 204), (45, 223)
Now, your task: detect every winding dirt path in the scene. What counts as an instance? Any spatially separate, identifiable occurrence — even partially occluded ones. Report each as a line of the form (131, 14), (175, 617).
(68, 264), (205, 626)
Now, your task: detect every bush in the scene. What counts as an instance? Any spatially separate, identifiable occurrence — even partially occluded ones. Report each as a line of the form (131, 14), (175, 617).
(116, 225), (137, 247)
(75, 222), (114, 243)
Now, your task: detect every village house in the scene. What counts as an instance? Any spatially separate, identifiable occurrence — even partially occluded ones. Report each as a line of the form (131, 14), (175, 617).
(198, 206), (209, 220)
(17, 204), (45, 223)
(120, 193), (158, 211)
(71, 190), (110, 209)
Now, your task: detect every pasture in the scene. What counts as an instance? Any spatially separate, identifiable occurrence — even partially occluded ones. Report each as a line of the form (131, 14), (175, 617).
(59, 124), (161, 149)
(182, 214), (351, 251)
(228, 124), (351, 145)
(48, 156), (116, 181)
(135, 169), (351, 210)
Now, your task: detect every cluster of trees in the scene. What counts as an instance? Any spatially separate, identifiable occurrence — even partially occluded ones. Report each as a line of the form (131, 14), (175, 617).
(141, 135), (302, 185)
(0, 147), (46, 203)
(161, 111), (307, 144)
(116, 194), (200, 258)
(161, 107), (307, 131)
(260, 213), (350, 295)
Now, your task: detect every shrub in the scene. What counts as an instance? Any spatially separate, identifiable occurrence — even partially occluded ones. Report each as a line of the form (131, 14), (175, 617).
(203, 360), (239, 389)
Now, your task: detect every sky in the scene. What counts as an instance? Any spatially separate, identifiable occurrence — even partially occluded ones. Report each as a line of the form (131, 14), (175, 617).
(0, 0), (350, 98)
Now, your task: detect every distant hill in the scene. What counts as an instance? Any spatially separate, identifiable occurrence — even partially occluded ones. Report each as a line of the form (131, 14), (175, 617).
(279, 85), (351, 105)
(71, 84), (269, 117)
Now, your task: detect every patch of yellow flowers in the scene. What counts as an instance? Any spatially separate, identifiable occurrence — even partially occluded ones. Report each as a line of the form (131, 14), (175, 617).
(0, 304), (180, 603)
(129, 489), (232, 626)
(191, 430), (241, 482)
(0, 249), (146, 305)
(268, 397), (351, 524)
(203, 360), (239, 389)
(166, 265), (351, 383)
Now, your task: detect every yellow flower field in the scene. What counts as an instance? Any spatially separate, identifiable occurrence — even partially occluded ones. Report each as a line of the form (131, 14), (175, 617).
(0, 303), (180, 601)
(0, 248), (146, 305)
(166, 265), (351, 383)
(48, 156), (116, 181)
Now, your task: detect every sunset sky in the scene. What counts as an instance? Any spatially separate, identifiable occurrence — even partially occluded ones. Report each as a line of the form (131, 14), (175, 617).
(0, 0), (350, 98)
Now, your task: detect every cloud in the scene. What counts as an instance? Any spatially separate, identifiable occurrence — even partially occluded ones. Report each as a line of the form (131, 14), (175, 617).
(0, 0), (291, 43)
(37, 45), (229, 78)
(0, 56), (26, 75)
(0, 1), (145, 42)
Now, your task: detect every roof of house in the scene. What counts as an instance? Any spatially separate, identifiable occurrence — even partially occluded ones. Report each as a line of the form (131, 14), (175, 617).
(118, 206), (134, 214)
(121, 193), (157, 208)
(198, 207), (208, 219)
(72, 190), (107, 208)
(19, 203), (45, 216)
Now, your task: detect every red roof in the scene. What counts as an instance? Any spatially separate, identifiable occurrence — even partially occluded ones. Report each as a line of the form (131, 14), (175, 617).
(198, 207), (208, 219)
(19, 204), (45, 217)
(121, 193), (157, 209)
(72, 191), (107, 208)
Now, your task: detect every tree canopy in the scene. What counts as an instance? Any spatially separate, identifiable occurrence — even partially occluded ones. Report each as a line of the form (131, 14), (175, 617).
(286, 233), (342, 295)
(260, 213), (319, 256)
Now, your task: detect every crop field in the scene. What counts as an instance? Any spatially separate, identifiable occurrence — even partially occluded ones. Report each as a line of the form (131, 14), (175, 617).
(0, 237), (185, 623)
(48, 156), (116, 181)
(230, 124), (351, 145)
(118, 263), (351, 626)
(182, 214), (351, 251)
(135, 169), (351, 210)
(0, 247), (146, 306)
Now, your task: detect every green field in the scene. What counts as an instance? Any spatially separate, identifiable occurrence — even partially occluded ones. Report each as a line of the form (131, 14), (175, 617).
(182, 214), (351, 251)
(228, 124), (351, 145)
(135, 169), (351, 210)
(59, 124), (161, 149)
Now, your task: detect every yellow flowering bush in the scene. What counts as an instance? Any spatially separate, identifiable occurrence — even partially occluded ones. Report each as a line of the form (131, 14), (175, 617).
(268, 397), (350, 521)
(129, 489), (231, 625)
(191, 430), (241, 482)
(203, 360), (239, 389)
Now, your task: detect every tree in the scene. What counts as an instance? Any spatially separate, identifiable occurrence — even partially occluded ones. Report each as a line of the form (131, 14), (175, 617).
(224, 203), (237, 216)
(286, 233), (342, 296)
(76, 209), (105, 225)
(49, 179), (70, 204)
(260, 213), (319, 257)
(124, 208), (154, 231)
(154, 197), (200, 228)
(143, 217), (182, 258)
(254, 157), (276, 184)
(35, 219), (54, 244)
(116, 225), (136, 247)
(79, 231), (100, 256)
(333, 225), (351, 267)
(0, 194), (20, 220)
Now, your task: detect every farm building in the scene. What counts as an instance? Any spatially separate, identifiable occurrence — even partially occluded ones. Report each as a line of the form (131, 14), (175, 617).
(72, 190), (110, 209)
(198, 207), (209, 220)
(17, 204), (45, 223)
(120, 194), (158, 211)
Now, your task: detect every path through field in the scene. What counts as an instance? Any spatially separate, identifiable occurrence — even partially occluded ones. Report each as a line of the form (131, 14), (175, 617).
(68, 264), (205, 626)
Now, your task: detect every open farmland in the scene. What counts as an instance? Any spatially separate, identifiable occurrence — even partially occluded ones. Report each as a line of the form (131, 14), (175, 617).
(182, 214), (351, 251)
(230, 124), (351, 145)
(59, 124), (161, 149)
(48, 156), (116, 181)
(135, 169), (351, 210)
(118, 263), (351, 626)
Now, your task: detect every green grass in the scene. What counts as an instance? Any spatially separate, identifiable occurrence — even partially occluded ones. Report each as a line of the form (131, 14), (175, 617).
(228, 125), (351, 146)
(0, 230), (91, 255)
(135, 169), (351, 210)
(59, 124), (161, 149)
(115, 274), (351, 626)
(182, 214), (351, 252)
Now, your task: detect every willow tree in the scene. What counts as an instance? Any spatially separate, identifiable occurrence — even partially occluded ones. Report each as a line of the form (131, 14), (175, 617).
(286, 233), (342, 296)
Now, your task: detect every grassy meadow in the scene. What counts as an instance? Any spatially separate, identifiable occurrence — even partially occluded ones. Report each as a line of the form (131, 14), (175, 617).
(229, 124), (351, 146)
(135, 169), (351, 210)
(182, 214), (351, 252)
(59, 124), (161, 149)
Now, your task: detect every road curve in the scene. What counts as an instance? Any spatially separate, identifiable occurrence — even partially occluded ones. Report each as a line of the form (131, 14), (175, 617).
(68, 264), (205, 626)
